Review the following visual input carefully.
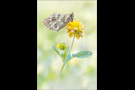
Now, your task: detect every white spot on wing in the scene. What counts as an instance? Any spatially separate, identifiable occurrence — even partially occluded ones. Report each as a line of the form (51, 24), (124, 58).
(61, 22), (63, 25)
(51, 24), (54, 27)
(50, 16), (52, 19)
(58, 15), (64, 22)
(50, 22), (52, 24)
(58, 19), (61, 22)
(56, 26), (60, 30)
(54, 14), (58, 19)
(66, 15), (69, 18)
(61, 15), (64, 18)
(53, 27), (55, 30)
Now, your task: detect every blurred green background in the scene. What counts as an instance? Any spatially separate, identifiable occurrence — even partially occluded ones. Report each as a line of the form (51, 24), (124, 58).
(37, 0), (97, 89)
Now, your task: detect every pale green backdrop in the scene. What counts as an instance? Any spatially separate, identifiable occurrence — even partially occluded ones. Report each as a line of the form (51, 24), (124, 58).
(37, 0), (97, 89)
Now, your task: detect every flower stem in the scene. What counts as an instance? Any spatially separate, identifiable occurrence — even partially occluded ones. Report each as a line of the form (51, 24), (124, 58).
(69, 33), (75, 53)
(54, 63), (65, 89)
(54, 33), (75, 89)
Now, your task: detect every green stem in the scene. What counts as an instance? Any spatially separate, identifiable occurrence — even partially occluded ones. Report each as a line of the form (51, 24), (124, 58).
(54, 63), (65, 89)
(54, 33), (75, 89)
(69, 33), (75, 53)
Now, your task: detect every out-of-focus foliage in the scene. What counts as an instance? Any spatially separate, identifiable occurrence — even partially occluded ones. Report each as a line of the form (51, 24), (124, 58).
(37, 0), (97, 89)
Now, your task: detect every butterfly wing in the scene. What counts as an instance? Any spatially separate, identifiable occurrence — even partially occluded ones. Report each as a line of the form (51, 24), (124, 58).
(43, 13), (60, 31)
(55, 14), (67, 30)
(43, 13), (74, 32)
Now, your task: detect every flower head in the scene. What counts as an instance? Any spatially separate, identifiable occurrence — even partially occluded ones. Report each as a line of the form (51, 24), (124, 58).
(57, 42), (67, 50)
(65, 20), (84, 39)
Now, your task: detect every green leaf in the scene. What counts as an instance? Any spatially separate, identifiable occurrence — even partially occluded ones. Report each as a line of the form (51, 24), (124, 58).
(52, 46), (60, 56)
(72, 51), (92, 58)
(64, 53), (71, 64)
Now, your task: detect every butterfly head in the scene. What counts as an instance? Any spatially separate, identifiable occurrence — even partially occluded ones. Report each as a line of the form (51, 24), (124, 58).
(70, 12), (74, 22)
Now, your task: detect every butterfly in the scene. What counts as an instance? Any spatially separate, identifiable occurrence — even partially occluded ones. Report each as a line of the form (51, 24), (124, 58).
(43, 12), (74, 32)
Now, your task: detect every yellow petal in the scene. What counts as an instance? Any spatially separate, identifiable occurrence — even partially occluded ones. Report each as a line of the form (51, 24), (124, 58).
(79, 30), (83, 33)
(76, 36), (80, 39)
(80, 35), (83, 38)
(66, 30), (70, 33)
(69, 33), (73, 38)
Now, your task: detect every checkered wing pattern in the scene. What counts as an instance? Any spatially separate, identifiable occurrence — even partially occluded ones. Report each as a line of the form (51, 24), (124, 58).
(43, 12), (74, 32)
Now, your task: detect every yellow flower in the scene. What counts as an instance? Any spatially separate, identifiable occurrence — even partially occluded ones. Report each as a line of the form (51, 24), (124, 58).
(65, 20), (84, 39)
(57, 42), (67, 50)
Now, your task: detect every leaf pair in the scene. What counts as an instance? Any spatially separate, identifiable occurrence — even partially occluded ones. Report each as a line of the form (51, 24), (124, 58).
(53, 46), (92, 64)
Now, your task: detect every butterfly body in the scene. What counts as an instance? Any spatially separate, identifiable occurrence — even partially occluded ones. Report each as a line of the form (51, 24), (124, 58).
(43, 12), (74, 32)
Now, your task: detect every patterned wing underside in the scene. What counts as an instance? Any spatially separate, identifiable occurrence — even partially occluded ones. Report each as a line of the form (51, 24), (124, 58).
(43, 13), (70, 32)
